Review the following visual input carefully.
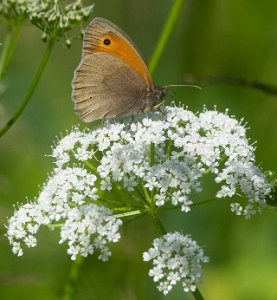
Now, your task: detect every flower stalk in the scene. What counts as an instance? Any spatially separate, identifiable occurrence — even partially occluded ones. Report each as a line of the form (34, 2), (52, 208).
(0, 0), (94, 137)
(149, 0), (186, 74)
(63, 255), (84, 300)
(0, 35), (56, 137)
(151, 212), (166, 235)
(0, 20), (23, 80)
(192, 287), (205, 300)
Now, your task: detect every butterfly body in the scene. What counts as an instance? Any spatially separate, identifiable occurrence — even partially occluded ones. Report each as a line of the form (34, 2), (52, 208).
(72, 17), (166, 122)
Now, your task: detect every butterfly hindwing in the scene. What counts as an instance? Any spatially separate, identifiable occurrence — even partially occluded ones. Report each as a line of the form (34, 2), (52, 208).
(72, 52), (147, 122)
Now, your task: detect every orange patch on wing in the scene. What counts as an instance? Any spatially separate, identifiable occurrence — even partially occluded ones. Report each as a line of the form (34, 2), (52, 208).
(93, 32), (153, 88)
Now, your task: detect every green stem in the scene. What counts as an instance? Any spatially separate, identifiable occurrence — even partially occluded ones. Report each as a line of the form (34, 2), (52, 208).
(141, 184), (152, 206)
(114, 208), (146, 218)
(84, 160), (98, 173)
(0, 21), (22, 80)
(157, 197), (220, 212)
(148, 0), (186, 75)
(192, 287), (205, 300)
(166, 139), (172, 159)
(48, 223), (63, 228)
(135, 185), (147, 202)
(204, 168), (211, 175)
(150, 142), (155, 166)
(63, 255), (84, 300)
(0, 36), (56, 138)
(151, 212), (166, 235)
(193, 198), (218, 206)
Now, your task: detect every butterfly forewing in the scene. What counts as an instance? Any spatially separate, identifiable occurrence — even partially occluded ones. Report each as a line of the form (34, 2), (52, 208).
(72, 52), (148, 122)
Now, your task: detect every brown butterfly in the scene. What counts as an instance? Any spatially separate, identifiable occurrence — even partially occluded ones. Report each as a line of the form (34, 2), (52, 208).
(72, 17), (166, 122)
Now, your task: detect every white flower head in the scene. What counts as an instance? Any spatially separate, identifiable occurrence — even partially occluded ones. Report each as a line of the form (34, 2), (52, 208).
(0, 1), (94, 43)
(143, 232), (209, 295)
(0, 0), (34, 18)
(27, 0), (94, 40)
(6, 105), (273, 264)
(6, 202), (45, 256)
(6, 166), (122, 260)
(60, 204), (122, 260)
(52, 106), (272, 218)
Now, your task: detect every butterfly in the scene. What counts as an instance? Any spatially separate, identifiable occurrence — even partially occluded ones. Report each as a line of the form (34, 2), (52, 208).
(72, 17), (166, 122)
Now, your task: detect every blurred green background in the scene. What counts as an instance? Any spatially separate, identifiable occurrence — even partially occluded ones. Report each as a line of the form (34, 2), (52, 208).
(0, 0), (277, 299)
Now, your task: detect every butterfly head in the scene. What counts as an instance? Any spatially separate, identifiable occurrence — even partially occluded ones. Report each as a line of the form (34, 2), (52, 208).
(141, 86), (167, 113)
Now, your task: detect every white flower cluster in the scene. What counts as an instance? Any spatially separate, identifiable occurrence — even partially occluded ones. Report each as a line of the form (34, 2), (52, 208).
(6, 105), (273, 294)
(0, 0), (94, 43)
(60, 204), (122, 260)
(6, 202), (45, 256)
(0, 0), (33, 18)
(143, 232), (209, 295)
(6, 167), (122, 260)
(52, 106), (271, 217)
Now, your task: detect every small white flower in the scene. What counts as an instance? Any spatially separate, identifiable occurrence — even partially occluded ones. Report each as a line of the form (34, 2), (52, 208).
(157, 280), (172, 295)
(149, 266), (164, 282)
(123, 175), (137, 192)
(24, 235), (37, 248)
(168, 271), (180, 285)
(230, 203), (243, 215)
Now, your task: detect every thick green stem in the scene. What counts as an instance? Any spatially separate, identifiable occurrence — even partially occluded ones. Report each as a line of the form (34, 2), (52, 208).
(192, 287), (205, 300)
(0, 36), (56, 138)
(148, 0), (186, 75)
(0, 21), (22, 80)
(63, 255), (84, 300)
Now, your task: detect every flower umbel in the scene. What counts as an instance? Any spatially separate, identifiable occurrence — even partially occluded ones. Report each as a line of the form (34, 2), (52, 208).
(0, 0), (94, 43)
(28, 0), (94, 42)
(60, 204), (122, 261)
(6, 105), (273, 295)
(143, 232), (209, 295)
(0, 0), (34, 19)
(52, 106), (271, 217)
(6, 167), (122, 260)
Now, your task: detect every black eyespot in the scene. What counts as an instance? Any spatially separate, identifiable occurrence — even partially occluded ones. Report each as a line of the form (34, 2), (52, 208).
(104, 38), (111, 45)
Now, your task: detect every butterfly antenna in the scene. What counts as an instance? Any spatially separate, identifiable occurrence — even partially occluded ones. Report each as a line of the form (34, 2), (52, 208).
(166, 84), (202, 90)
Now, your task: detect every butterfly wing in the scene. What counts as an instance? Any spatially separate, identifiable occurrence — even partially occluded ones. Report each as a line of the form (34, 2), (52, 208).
(72, 52), (148, 122)
(82, 17), (153, 88)
(71, 17), (155, 122)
